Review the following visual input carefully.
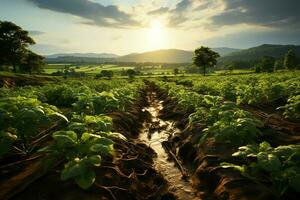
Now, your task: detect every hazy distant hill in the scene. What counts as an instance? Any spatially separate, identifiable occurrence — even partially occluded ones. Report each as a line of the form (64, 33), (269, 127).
(220, 44), (300, 62)
(116, 49), (192, 63)
(46, 47), (239, 63)
(47, 53), (119, 59)
(213, 47), (240, 56)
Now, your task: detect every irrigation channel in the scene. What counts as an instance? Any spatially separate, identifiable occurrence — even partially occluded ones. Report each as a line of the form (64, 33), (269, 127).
(139, 91), (199, 200)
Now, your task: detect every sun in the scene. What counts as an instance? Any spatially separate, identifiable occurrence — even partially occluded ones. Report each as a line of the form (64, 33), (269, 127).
(147, 19), (167, 50)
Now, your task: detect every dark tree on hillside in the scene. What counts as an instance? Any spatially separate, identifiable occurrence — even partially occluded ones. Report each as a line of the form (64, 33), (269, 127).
(19, 51), (45, 74)
(193, 46), (220, 76)
(273, 58), (283, 71)
(96, 70), (114, 79)
(0, 21), (35, 72)
(126, 69), (136, 79)
(260, 56), (275, 73)
(173, 68), (179, 76)
(284, 50), (297, 70)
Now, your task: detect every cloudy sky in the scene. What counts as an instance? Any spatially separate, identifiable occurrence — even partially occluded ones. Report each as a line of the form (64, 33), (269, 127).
(1, 0), (300, 55)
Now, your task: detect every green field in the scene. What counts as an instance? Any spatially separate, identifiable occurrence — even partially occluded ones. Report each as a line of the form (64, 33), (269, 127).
(1, 70), (300, 199)
(43, 64), (182, 76)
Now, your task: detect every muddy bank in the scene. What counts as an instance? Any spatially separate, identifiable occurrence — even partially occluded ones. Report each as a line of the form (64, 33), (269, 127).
(139, 85), (199, 200)
(153, 83), (300, 200)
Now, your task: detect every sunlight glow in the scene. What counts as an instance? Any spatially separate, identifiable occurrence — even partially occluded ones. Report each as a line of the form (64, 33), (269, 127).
(147, 19), (167, 50)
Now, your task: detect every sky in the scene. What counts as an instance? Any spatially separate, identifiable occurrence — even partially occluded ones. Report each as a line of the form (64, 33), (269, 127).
(1, 0), (300, 55)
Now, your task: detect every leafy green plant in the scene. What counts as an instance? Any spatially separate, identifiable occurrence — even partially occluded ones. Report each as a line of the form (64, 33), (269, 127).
(199, 109), (262, 146)
(40, 114), (126, 189)
(0, 96), (67, 155)
(73, 91), (119, 115)
(41, 130), (114, 189)
(221, 142), (300, 198)
(278, 95), (300, 121)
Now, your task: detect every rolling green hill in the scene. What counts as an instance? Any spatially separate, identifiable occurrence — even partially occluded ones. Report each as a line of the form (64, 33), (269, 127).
(220, 44), (300, 62)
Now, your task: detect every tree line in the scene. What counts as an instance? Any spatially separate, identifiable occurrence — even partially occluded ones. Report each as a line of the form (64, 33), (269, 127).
(0, 21), (44, 74)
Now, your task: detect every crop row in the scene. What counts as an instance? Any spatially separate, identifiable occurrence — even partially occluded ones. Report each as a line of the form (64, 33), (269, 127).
(157, 81), (300, 198)
(174, 72), (300, 121)
(0, 79), (143, 189)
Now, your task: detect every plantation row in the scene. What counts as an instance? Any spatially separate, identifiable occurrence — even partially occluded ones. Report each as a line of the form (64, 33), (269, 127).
(0, 79), (143, 189)
(174, 72), (300, 121)
(155, 81), (300, 199)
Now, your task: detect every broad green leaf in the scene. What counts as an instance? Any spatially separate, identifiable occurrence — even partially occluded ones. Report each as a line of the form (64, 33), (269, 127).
(88, 155), (102, 166)
(90, 144), (113, 156)
(81, 132), (91, 141)
(68, 122), (86, 134)
(75, 170), (96, 189)
(257, 152), (281, 172)
(53, 131), (77, 145)
(61, 159), (85, 180)
(96, 137), (114, 146)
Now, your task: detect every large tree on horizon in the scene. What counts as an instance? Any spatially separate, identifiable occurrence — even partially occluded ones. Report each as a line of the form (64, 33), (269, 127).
(0, 21), (36, 72)
(19, 51), (45, 74)
(284, 49), (297, 70)
(193, 46), (220, 76)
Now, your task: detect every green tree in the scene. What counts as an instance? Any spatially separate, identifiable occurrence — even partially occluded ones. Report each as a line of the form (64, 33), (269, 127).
(273, 58), (283, 71)
(254, 64), (262, 73)
(19, 51), (45, 74)
(173, 68), (179, 76)
(260, 56), (275, 72)
(0, 21), (35, 72)
(284, 50), (297, 70)
(227, 63), (235, 73)
(126, 69), (136, 79)
(96, 70), (114, 79)
(193, 46), (220, 76)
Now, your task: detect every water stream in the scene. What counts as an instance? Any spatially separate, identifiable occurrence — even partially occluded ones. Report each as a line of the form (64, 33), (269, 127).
(139, 92), (199, 200)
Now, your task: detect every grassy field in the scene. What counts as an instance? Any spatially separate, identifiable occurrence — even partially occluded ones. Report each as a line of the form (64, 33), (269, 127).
(43, 64), (182, 75)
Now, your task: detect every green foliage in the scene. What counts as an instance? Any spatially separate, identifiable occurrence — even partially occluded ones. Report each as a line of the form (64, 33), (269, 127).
(73, 91), (119, 115)
(189, 100), (262, 146)
(126, 69), (136, 79)
(42, 84), (86, 107)
(96, 70), (114, 80)
(40, 114), (126, 189)
(168, 85), (204, 111)
(0, 21), (42, 73)
(193, 46), (220, 76)
(0, 96), (67, 155)
(256, 56), (276, 73)
(278, 95), (300, 121)
(222, 142), (300, 197)
(284, 50), (297, 70)
(173, 68), (179, 76)
(19, 51), (45, 74)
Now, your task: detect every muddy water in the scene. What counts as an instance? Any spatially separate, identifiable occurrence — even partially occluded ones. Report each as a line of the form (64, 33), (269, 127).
(139, 92), (199, 200)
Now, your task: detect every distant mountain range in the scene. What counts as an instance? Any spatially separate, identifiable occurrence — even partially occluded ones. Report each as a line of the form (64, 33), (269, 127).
(47, 53), (119, 59)
(45, 44), (300, 64)
(219, 44), (300, 63)
(45, 47), (239, 63)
